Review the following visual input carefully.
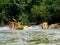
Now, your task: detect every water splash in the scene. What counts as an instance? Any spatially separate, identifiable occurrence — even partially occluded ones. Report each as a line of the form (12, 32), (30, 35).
(0, 26), (60, 45)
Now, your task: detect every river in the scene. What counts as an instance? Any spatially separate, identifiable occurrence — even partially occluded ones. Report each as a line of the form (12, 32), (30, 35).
(0, 26), (60, 45)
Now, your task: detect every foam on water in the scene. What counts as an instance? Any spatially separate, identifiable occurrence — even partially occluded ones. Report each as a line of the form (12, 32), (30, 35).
(0, 26), (60, 45)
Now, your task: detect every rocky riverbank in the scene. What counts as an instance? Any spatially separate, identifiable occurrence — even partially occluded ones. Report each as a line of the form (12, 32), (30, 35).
(40, 22), (60, 29)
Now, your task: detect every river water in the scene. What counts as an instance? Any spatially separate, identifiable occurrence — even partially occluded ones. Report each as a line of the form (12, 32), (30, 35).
(0, 26), (60, 45)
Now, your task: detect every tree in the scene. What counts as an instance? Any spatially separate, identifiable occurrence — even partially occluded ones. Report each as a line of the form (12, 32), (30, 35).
(31, 5), (50, 23)
(18, 13), (29, 25)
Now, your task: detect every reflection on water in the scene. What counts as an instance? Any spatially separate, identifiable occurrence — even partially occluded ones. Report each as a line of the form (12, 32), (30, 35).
(0, 27), (60, 45)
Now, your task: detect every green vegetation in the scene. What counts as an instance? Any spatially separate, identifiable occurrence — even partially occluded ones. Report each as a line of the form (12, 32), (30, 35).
(0, 0), (60, 25)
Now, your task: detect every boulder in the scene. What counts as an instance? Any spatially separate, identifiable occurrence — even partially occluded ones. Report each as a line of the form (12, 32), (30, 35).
(49, 24), (59, 29)
(40, 22), (48, 29)
(15, 22), (23, 28)
(9, 22), (24, 29)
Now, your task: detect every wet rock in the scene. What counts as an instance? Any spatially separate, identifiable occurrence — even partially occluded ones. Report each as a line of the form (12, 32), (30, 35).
(15, 22), (23, 28)
(40, 22), (48, 29)
(9, 22), (24, 29)
(49, 24), (60, 29)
